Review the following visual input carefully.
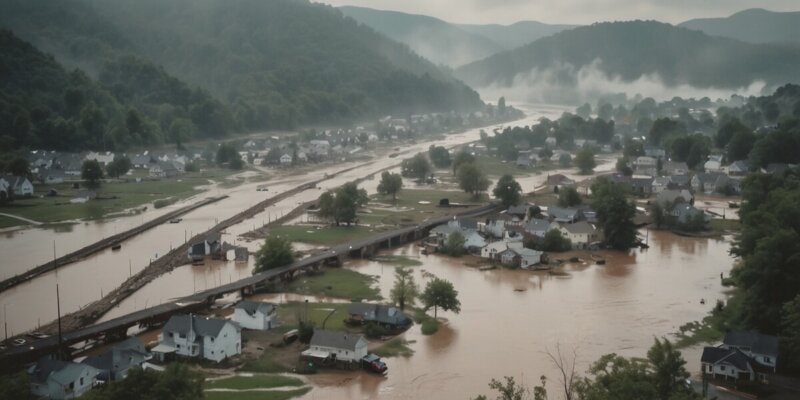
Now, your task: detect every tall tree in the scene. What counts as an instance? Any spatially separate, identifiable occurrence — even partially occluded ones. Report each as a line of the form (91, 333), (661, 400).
(318, 182), (368, 226)
(401, 153), (432, 181)
(558, 187), (582, 207)
(7, 157), (30, 178)
(390, 267), (419, 310)
(255, 235), (295, 273)
(575, 147), (596, 174)
(428, 145), (451, 168)
(452, 149), (476, 175)
(81, 159), (103, 189)
(421, 278), (461, 319)
(106, 156), (131, 178)
(780, 295), (800, 373)
(647, 338), (690, 400)
(493, 174), (522, 208)
(83, 364), (204, 400)
(457, 162), (490, 197)
(377, 171), (403, 201)
(592, 179), (638, 250)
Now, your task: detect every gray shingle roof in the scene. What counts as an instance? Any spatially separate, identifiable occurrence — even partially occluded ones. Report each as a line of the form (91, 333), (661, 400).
(29, 358), (99, 386)
(560, 221), (597, 235)
(310, 329), (364, 351)
(346, 303), (411, 326)
(724, 330), (779, 356)
(701, 347), (753, 371)
(163, 314), (237, 337)
(235, 301), (276, 316)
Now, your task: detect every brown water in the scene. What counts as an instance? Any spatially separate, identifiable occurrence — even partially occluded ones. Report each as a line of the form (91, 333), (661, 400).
(296, 231), (732, 400)
(0, 104), (571, 334)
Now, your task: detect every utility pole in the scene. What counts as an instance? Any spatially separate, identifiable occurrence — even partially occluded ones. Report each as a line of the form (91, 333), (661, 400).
(56, 284), (63, 353)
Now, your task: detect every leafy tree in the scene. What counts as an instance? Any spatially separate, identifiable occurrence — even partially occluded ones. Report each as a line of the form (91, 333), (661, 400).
(592, 179), (638, 250)
(428, 145), (451, 168)
(498, 141), (519, 161)
(318, 182), (368, 226)
(558, 153), (572, 167)
(458, 162), (490, 197)
(576, 103), (592, 119)
(574, 354), (658, 400)
(647, 338), (690, 400)
(401, 153), (432, 181)
(715, 118), (750, 149)
(377, 171), (403, 201)
(83, 364), (204, 400)
(498, 96), (507, 116)
(421, 278), (461, 319)
(216, 143), (240, 166)
(650, 202), (666, 228)
(390, 266), (418, 310)
(528, 205), (542, 219)
(255, 235), (295, 273)
(575, 147), (596, 174)
(615, 157), (632, 176)
(780, 294), (800, 372)
(7, 157), (30, 177)
(106, 156), (131, 178)
(533, 229), (572, 252)
(558, 187), (582, 207)
(452, 149), (475, 175)
(623, 139), (645, 158)
(443, 231), (467, 257)
(81, 159), (103, 188)
(649, 118), (685, 145)
(726, 129), (756, 162)
(493, 174), (522, 208)
(0, 371), (34, 400)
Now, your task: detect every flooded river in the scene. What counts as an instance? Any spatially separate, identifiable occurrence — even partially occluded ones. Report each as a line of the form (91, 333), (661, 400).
(0, 103), (570, 335)
(299, 231), (733, 400)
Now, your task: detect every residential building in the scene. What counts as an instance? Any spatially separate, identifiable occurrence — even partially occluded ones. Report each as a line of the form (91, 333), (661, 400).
(727, 160), (750, 176)
(187, 232), (222, 261)
(131, 154), (152, 169)
(155, 314), (241, 363)
(691, 173), (731, 195)
(233, 301), (278, 330)
(546, 206), (583, 224)
(84, 151), (115, 166)
(704, 155), (724, 173)
(498, 247), (543, 268)
(651, 177), (670, 194)
(40, 168), (66, 184)
(668, 174), (691, 189)
(480, 240), (523, 260)
(644, 145), (666, 159)
(28, 358), (100, 399)
(4, 175), (34, 196)
(663, 161), (689, 176)
(81, 337), (150, 382)
(506, 205), (529, 220)
(558, 221), (601, 249)
(463, 230), (487, 252)
(524, 218), (557, 239)
(656, 189), (693, 208)
(301, 329), (368, 363)
(701, 331), (778, 382)
(346, 303), (411, 329)
(633, 156), (657, 176)
(721, 330), (778, 372)
(670, 204), (710, 225)
(280, 154), (293, 165)
(630, 176), (653, 197)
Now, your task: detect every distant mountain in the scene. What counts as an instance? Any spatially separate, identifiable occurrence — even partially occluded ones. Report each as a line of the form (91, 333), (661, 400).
(340, 6), (503, 67)
(0, 0), (482, 133)
(456, 21), (800, 92)
(679, 8), (800, 44)
(455, 21), (579, 51)
(339, 6), (576, 67)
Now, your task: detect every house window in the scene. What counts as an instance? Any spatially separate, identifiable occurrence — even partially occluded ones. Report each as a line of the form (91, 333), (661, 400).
(177, 344), (181, 349)
(179, 333), (186, 339)
(210, 337), (214, 342)
(764, 356), (771, 363)
(80, 377), (84, 386)
(720, 366), (725, 371)
(168, 332), (173, 338)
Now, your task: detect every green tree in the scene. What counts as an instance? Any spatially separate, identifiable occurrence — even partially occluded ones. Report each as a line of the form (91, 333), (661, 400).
(649, 118), (685, 145)
(216, 143), (240, 167)
(318, 182), (368, 226)
(650, 202), (666, 228)
(536, 229), (572, 252)
(716, 118), (750, 149)
(574, 354), (657, 400)
(458, 163), (490, 198)
(575, 147), (596, 174)
(647, 338), (690, 400)
(106, 156), (132, 178)
(443, 231), (467, 256)
(0, 371), (34, 400)
(498, 96), (507, 116)
(255, 235), (295, 273)
(7, 157), (30, 178)
(81, 159), (103, 189)
(623, 139), (645, 158)
(421, 278), (461, 319)
(558, 187), (582, 207)
(780, 294), (800, 372)
(726, 129), (756, 162)
(83, 364), (204, 400)
(493, 174), (522, 208)
(390, 266), (419, 310)
(428, 145), (451, 168)
(377, 171), (403, 201)
(452, 149), (475, 175)
(592, 179), (638, 250)
(401, 153), (432, 181)
(558, 153), (572, 167)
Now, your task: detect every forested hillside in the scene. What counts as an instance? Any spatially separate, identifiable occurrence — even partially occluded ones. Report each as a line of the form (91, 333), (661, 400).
(0, 0), (482, 135)
(680, 8), (800, 44)
(456, 21), (800, 90)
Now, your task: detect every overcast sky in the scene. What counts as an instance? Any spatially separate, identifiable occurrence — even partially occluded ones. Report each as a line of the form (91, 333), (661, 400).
(320, 0), (798, 25)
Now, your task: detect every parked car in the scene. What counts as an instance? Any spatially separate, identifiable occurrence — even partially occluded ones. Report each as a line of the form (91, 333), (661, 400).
(28, 332), (50, 339)
(361, 353), (387, 374)
(12, 338), (26, 346)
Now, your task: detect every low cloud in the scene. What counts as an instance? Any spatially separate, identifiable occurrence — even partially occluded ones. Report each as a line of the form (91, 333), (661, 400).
(479, 59), (768, 106)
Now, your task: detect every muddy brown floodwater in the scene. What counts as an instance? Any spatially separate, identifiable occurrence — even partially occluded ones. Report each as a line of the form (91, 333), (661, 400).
(296, 230), (733, 400)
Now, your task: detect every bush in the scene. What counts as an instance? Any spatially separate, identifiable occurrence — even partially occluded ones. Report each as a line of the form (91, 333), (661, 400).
(298, 320), (314, 344)
(364, 322), (390, 338)
(421, 319), (439, 335)
(153, 197), (177, 209)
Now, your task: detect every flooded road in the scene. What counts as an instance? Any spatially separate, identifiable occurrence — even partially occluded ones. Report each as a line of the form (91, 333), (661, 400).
(298, 230), (733, 400)
(0, 104), (570, 335)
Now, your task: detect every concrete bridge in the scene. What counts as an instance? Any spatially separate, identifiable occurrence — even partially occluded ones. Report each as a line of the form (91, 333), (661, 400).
(1, 203), (497, 370)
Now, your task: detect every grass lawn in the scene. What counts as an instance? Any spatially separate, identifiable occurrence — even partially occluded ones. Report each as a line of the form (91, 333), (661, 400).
(239, 351), (292, 374)
(205, 387), (310, 400)
(0, 215), (24, 229)
(0, 167), (243, 224)
(205, 375), (304, 390)
(413, 309), (439, 335)
(373, 338), (414, 358)
(371, 254), (423, 267)
(276, 302), (356, 332)
(675, 290), (743, 348)
(268, 225), (377, 246)
(285, 268), (381, 301)
(710, 218), (741, 232)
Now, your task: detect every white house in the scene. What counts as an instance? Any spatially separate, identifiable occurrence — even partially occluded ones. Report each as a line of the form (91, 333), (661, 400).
(155, 314), (241, 363)
(524, 219), (558, 238)
(28, 359), (99, 399)
(84, 151), (115, 166)
(232, 301), (278, 330)
(498, 247), (543, 268)
(4, 176), (34, 196)
(721, 331), (778, 372)
(704, 155), (724, 173)
(701, 331), (778, 383)
(280, 154), (293, 165)
(633, 156), (657, 176)
(463, 230), (487, 251)
(81, 337), (150, 382)
(558, 221), (601, 249)
(302, 329), (368, 363)
(481, 240), (523, 260)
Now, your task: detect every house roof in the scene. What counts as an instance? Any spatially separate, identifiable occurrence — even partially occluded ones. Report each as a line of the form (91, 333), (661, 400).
(559, 221), (597, 235)
(657, 189), (693, 206)
(310, 329), (365, 351)
(701, 347), (753, 371)
(547, 174), (574, 185)
(663, 160), (688, 172)
(163, 314), (238, 338)
(669, 175), (690, 185)
(346, 303), (410, 326)
(724, 330), (779, 357)
(694, 172), (728, 185)
(29, 358), (99, 386)
(506, 205), (529, 216)
(547, 206), (580, 222)
(82, 338), (149, 374)
(525, 218), (552, 234)
(728, 160), (750, 171)
(235, 301), (276, 316)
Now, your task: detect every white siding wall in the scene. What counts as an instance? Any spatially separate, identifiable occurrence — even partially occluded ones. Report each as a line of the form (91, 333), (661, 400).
(310, 339), (368, 362)
(202, 324), (241, 362)
(233, 309), (275, 330)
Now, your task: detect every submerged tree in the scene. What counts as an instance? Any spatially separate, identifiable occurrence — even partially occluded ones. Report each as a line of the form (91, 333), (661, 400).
(458, 162), (490, 198)
(493, 174), (522, 208)
(421, 278), (461, 319)
(390, 267), (419, 310)
(81, 159), (103, 188)
(254, 235), (294, 273)
(377, 171), (403, 201)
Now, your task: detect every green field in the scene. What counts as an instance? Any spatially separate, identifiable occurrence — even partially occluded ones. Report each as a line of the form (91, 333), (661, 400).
(0, 168), (246, 226)
(205, 375), (304, 390)
(0, 215), (24, 229)
(205, 387), (311, 400)
(285, 268), (381, 301)
(267, 225), (377, 246)
(276, 302), (356, 332)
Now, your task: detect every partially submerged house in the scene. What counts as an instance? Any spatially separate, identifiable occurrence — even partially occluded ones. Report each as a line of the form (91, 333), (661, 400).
(28, 358), (100, 399)
(187, 232), (223, 261)
(498, 247), (543, 269)
(233, 301), (278, 330)
(154, 314), (241, 363)
(346, 303), (411, 329)
(558, 221), (601, 249)
(81, 337), (150, 382)
(302, 329), (368, 363)
(701, 331), (778, 382)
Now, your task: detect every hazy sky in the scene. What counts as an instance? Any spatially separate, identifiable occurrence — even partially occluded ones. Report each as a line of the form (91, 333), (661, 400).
(320, 0), (799, 25)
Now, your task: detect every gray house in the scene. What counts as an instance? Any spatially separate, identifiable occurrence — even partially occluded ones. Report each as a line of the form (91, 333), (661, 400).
(29, 358), (100, 399)
(701, 331), (778, 383)
(347, 303), (411, 329)
(81, 337), (150, 382)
